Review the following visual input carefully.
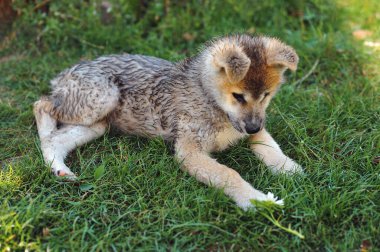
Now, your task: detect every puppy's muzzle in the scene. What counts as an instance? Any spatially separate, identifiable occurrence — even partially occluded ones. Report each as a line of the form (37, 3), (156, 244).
(244, 121), (261, 134)
(244, 116), (264, 134)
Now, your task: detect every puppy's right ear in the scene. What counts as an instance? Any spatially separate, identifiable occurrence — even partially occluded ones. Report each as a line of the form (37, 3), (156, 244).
(263, 38), (299, 72)
(212, 45), (251, 84)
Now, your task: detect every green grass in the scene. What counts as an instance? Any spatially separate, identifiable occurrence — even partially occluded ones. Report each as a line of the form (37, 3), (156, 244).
(1, 0), (379, 250)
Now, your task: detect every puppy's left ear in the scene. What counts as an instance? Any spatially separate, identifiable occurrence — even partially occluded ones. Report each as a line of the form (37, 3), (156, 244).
(264, 38), (299, 72)
(212, 45), (251, 83)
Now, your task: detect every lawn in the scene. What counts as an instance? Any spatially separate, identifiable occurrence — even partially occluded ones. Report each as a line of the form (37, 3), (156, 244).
(0, 0), (379, 251)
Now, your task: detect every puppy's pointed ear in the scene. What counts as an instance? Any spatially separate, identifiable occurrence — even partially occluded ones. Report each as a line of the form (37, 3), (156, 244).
(264, 38), (299, 72)
(212, 45), (251, 83)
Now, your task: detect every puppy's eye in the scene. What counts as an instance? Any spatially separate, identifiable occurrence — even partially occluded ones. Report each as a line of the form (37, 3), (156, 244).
(260, 92), (270, 103)
(232, 93), (246, 104)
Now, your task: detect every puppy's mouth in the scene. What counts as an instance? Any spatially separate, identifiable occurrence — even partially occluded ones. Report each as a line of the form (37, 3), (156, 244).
(227, 114), (244, 133)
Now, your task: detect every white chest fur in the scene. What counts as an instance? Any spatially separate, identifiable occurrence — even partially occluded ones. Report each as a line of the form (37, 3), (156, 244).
(213, 126), (246, 151)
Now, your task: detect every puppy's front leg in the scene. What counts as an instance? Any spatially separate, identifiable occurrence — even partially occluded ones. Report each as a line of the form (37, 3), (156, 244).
(250, 128), (303, 174)
(175, 137), (283, 210)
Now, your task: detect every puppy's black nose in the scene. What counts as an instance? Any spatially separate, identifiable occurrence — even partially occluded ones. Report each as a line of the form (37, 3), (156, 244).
(245, 123), (261, 134)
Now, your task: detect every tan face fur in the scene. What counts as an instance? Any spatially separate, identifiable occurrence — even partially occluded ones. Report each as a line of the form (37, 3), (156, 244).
(207, 36), (299, 134)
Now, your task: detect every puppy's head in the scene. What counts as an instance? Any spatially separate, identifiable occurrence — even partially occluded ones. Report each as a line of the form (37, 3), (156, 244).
(202, 35), (298, 134)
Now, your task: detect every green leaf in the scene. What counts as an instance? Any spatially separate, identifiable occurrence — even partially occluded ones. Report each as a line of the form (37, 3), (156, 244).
(79, 183), (94, 192)
(66, 201), (81, 206)
(250, 199), (305, 239)
(250, 199), (284, 212)
(94, 164), (105, 180)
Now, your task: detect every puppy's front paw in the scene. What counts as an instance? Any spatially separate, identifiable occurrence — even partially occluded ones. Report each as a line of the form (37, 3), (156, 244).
(262, 192), (284, 206)
(272, 157), (303, 174)
(235, 184), (284, 210)
(281, 158), (303, 174)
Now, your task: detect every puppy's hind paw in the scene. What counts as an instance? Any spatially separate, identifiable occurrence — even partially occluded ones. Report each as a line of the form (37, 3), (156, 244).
(53, 168), (78, 180)
(33, 97), (50, 116)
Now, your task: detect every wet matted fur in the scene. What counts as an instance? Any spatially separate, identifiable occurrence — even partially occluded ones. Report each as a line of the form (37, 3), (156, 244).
(34, 34), (302, 209)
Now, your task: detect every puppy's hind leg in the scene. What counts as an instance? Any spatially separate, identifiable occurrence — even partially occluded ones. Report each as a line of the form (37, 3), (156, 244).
(40, 121), (107, 178)
(34, 97), (57, 139)
(34, 96), (107, 177)
(34, 76), (119, 177)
